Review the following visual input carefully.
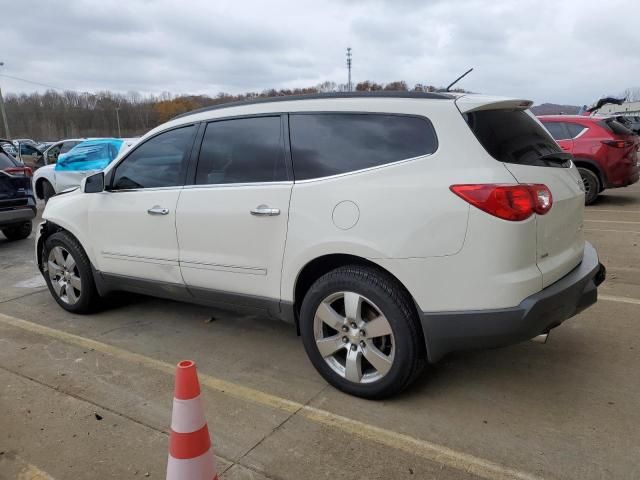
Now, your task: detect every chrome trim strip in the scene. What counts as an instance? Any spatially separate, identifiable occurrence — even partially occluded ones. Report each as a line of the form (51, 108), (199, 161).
(182, 181), (293, 190)
(101, 251), (179, 265)
(180, 260), (267, 276)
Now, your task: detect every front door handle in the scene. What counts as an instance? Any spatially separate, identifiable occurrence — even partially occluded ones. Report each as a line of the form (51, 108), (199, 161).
(250, 205), (280, 216)
(147, 206), (169, 215)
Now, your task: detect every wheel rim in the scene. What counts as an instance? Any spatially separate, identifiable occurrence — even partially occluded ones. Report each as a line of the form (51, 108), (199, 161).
(580, 171), (593, 197)
(47, 246), (82, 305)
(313, 291), (395, 384)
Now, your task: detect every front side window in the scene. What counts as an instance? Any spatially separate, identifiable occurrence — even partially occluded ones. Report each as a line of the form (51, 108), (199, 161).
(289, 113), (437, 180)
(196, 116), (287, 185)
(111, 125), (196, 190)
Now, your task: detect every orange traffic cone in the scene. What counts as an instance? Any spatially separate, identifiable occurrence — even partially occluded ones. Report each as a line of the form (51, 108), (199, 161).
(167, 360), (218, 480)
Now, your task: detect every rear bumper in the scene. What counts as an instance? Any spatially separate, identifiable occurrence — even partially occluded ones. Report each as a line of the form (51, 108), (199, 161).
(0, 199), (36, 227)
(420, 242), (604, 362)
(608, 165), (639, 188)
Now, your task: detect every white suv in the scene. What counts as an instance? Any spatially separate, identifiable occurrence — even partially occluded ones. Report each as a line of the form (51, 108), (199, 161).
(36, 93), (605, 398)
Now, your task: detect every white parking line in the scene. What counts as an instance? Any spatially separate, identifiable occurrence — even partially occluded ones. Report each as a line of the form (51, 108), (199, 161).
(584, 229), (640, 234)
(585, 209), (640, 214)
(600, 294), (640, 306)
(13, 276), (47, 289)
(584, 220), (640, 225)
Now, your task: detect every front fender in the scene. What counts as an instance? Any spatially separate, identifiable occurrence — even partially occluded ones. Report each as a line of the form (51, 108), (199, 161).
(41, 190), (94, 264)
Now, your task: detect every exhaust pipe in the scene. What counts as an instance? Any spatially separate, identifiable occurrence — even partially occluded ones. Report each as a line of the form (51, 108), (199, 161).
(531, 332), (549, 344)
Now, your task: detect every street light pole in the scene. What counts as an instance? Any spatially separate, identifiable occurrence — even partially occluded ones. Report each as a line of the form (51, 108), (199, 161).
(115, 107), (121, 138)
(0, 62), (11, 139)
(346, 48), (352, 92)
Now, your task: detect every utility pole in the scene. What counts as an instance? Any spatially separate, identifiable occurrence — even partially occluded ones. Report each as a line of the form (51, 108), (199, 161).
(346, 47), (352, 92)
(0, 62), (10, 139)
(115, 107), (121, 138)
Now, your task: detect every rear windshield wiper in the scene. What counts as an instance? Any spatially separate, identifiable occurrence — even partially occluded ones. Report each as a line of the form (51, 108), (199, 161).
(539, 152), (572, 164)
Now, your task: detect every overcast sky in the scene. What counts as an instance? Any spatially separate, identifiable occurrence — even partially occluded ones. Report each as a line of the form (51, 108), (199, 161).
(1, 0), (638, 105)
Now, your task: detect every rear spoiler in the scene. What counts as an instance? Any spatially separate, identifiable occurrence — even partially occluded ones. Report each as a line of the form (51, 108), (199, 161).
(455, 95), (533, 113)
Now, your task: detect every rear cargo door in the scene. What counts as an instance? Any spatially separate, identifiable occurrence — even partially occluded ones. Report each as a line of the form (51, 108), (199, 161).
(458, 99), (585, 288)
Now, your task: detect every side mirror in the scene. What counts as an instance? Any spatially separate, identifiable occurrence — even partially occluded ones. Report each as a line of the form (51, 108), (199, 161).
(84, 172), (105, 193)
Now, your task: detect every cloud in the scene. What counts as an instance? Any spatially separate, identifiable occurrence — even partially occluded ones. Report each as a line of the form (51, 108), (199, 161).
(1, 0), (638, 104)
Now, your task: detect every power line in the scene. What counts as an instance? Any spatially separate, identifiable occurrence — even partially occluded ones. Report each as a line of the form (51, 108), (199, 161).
(0, 73), (67, 91)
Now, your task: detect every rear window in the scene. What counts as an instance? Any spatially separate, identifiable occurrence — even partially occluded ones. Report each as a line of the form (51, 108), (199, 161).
(600, 119), (633, 136)
(0, 152), (18, 169)
(290, 113), (437, 180)
(464, 109), (562, 166)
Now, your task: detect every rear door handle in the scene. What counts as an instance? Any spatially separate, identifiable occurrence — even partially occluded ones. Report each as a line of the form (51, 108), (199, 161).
(250, 205), (280, 216)
(147, 206), (169, 215)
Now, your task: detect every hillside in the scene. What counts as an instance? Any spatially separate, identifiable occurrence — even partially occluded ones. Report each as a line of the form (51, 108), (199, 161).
(530, 103), (581, 115)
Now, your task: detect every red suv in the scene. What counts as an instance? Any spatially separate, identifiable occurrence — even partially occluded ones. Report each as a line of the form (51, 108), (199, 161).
(538, 115), (640, 204)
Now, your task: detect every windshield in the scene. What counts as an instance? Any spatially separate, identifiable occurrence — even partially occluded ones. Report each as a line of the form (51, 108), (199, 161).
(464, 109), (565, 167)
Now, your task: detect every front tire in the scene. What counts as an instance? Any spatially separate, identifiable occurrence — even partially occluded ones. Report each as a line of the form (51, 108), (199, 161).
(300, 265), (425, 399)
(42, 231), (99, 313)
(42, 180), (56, 203)
(578, 168), (600, 205)
(2, 221), (32, 241)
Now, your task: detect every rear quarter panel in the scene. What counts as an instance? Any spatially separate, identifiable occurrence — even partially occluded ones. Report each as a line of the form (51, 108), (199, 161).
(280, 99), (518, 305)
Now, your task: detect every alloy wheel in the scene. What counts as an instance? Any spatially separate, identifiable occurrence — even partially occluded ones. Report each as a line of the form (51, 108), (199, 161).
(313, 291), (395, 384)
(580, 171), (592, 197)
(47, 246), (82, 305)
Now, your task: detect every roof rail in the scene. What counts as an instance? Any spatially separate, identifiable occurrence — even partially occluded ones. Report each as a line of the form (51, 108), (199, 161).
(172, 91), (455, 120)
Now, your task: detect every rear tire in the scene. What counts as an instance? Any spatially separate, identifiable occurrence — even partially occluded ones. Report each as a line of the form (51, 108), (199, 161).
(42, 231), (99, 313)
(2, 221), (32, 241)
(578, 168), (600, 205)
(299, 265), (425, 399)
(42, 180), (55, 203)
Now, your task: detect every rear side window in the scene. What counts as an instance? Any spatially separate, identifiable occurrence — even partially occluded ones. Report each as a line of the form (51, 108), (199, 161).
(464, 109), (561, 166)
(542, 122), (570, 141)
(290, 113), (437, 180)
(566, 123), (586, 138)
(196, 116), (287, 185)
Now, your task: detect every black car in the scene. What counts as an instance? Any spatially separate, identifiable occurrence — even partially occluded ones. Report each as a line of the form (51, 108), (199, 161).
(0, 140), (36, 241)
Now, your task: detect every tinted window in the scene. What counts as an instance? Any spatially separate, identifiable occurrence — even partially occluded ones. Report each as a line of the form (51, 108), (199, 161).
(196, 116), (286, 184)
(290, 114), (437, 180)
(0, 152), (18, 169)
(465, 110), (561, 166)
(542, 122), (570, 140)
(600, 119), (633, 136)
(566, 123), (586, 138)
(111, 125), (195, 190)
(20, 144), (40, 155)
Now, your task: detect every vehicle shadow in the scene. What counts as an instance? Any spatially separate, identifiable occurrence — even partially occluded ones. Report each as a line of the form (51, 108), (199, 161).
(400, 340), (579, 401)
(591, 193), (639, 207)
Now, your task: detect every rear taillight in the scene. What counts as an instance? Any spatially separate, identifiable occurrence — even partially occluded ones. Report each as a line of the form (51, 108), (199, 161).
(602, 140), (634, 148)
(3, 166), (33, 177)
(450, 184), (553, 221)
